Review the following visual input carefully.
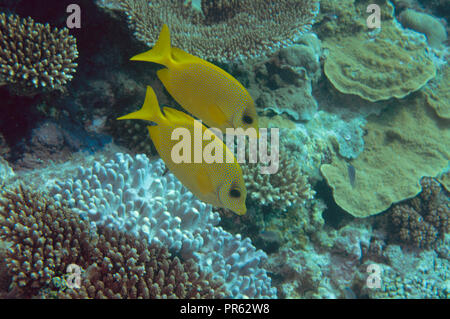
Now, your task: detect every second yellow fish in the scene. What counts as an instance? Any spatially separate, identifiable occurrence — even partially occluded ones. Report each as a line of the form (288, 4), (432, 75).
(130, 24), (259, 136)
(117, 86), (248, 216)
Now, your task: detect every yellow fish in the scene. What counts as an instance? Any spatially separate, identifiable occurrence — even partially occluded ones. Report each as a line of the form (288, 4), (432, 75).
(130, 24), (259, 137)
(117, 86), (247, 215)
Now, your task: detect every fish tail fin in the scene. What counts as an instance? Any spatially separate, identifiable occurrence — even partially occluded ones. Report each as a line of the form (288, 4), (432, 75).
(130, 24), (172, 67)
(117, 86), (164, 124)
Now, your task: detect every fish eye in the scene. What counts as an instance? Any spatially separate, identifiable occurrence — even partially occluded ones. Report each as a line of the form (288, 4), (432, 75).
(242, 115), (253, 125)
(229, 189), (241, 198)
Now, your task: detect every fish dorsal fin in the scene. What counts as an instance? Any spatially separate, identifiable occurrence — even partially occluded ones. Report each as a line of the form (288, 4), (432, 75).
(171, 47), (202, 64)
(117, 86), (164, 123)
(130, 24), (172, 68)
(162, 106), (192, 123)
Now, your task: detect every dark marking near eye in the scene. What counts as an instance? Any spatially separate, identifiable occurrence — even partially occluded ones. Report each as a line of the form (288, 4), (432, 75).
(229, 189), (241, 198)
(243, 115), (253, 124)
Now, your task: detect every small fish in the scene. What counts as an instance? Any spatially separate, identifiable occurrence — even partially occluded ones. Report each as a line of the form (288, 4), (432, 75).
(347, 164), (356, 188)
(117, 86), (247, 215)
(130, 24), (259, 137)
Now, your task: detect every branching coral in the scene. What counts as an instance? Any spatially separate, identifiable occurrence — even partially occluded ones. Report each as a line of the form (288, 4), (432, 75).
(242, 140), (314, 212)
(0, 185), (228, 298)
(389, 177), (449, 248)
(96, 0), (319, 62)
(0, 13), (78, 94)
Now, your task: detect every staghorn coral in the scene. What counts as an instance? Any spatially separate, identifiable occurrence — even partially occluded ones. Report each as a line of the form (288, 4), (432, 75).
(48, 153), (277, 298)
(96, 0), (319, 62)
(0, 185), (227, 298)
(242, 139), (315, 212)
(388, 177), (449, 248)
(321, 93), (450, 217)
(0, 13), (78, 95)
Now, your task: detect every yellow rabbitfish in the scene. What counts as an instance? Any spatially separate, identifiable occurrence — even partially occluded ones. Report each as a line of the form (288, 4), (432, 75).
(117, 86), (247, 215)
(130, 24), (259, 137)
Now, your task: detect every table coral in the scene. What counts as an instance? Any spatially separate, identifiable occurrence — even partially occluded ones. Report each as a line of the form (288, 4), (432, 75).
(321, 94), (450, 217)
(0, 13), (78, 95)
(95, 0), (319, 62)
(0, 185), (227, 298)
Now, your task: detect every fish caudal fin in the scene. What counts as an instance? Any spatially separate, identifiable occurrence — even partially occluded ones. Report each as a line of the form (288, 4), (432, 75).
(117, 86), (164, 123)
(130, 24), (172, 67)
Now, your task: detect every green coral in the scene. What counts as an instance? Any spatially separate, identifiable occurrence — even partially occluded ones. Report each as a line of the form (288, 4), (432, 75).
(320, 0), (435, 102)
(320, 94), (450, 217)
(424, 65), (450, 119)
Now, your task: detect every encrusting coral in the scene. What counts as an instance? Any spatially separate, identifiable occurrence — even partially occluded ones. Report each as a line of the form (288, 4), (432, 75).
(388, 177), (449, 248)
(0, 13), (78, 95)
(0, 185), (228, 298)
(321, 93), (449, 218)
(96, 0), (319, 62)
(320, 0), (436, 102)
(423, 65), (450, 119)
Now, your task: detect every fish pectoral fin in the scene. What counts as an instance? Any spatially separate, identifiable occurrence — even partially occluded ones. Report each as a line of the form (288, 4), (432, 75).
(195, 171), (213, 195)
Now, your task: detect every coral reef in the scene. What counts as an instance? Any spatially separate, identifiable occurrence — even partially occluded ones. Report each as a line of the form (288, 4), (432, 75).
(361, 246), (449, 298)
(95, 0), (319, 62)
(48, 153), (276, 298)
(399, 9), (448, 48)
(0, 12), (78, 95)
(265, 221), (372, 298)
(232, 33), (321, 120)
(388, 177), (449, 248)
(0, 185), (227, 298)
(321, 94), (450, 217)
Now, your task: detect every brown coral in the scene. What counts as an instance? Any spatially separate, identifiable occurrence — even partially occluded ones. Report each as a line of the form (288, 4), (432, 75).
(97, 0), (319, 62)
(0, 13), (78, 94)
(0, 185), (228, 298)
(389, 177), (449, 248)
